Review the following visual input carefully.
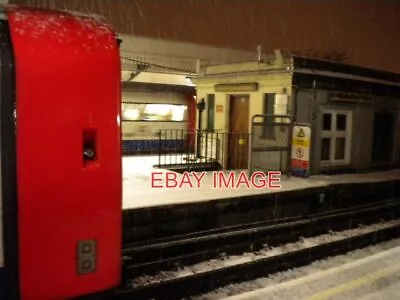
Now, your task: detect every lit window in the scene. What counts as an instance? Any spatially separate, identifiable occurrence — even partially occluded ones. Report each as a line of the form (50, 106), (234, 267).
(121, 102), (188, 122)
(122, 108), (139, 120)
(171, 106), (186, 121)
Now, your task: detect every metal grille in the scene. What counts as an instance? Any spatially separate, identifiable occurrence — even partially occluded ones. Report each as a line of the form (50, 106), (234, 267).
(156, 129), (221, 171)
(250, 114), (292, 175)
(155, 129), (251, 171)
(198, 131), (220, 160)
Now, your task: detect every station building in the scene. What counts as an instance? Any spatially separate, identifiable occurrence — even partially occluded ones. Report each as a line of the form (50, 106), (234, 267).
(193, 51), (400, 175)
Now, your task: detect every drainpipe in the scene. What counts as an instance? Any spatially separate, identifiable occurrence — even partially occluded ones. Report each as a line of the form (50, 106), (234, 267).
(310, 80), (318, 175)
(196, 98), (206, 158)
(292, 86), (299, 123)
(287, 87), (298, 177)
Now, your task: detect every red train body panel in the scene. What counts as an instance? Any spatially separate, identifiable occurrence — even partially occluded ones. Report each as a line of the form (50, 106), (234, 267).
(5, 6), (121, 299)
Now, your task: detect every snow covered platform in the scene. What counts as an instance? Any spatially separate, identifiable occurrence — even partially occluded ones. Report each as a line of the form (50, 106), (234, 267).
(122, 156), (400, 243)
(123, 156), (400, 210)
(223, 245), (400, 300)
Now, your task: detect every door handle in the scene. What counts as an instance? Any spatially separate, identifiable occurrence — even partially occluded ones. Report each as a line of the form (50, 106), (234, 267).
(83, 129), (97, 166)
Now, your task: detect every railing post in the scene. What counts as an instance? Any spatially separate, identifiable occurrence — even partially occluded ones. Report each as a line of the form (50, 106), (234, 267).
(286, 117), (293, 178)
(196, 98), (205, 159)
(248, 120), (254, 177)
(205, 131), (209, 162)
(158, 130), (161, 168)
(216, 133), (219, 162)
(196, 130), (201, 159)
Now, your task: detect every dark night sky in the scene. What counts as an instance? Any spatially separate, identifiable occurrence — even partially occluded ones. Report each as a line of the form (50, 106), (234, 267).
(11, 0), (400, 73)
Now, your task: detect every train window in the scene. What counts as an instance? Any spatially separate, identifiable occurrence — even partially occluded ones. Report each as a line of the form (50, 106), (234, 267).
(122, 102), (188, 122)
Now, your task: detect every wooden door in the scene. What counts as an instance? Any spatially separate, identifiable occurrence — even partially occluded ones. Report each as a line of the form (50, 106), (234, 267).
(228, 95), (250, 169)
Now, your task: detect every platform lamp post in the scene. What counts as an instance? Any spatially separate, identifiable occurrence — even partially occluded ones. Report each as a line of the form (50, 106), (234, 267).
(196, 97), (206, 158)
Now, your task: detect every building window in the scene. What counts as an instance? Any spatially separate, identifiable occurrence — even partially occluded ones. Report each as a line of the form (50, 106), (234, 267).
(206, 94), (215, 131)
(263, 93), (276, 139)
(320, 110), (352, 166)
(262, 93), (289, 139)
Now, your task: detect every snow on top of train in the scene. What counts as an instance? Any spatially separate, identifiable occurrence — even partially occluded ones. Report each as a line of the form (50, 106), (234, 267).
(0, 4), (117, 51)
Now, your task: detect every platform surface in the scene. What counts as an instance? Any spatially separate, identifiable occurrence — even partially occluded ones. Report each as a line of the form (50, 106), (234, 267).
(222, 245), (400, 300)
(122, 155), (400, 209)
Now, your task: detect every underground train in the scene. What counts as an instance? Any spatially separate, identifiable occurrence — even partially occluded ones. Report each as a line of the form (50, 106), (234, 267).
(0, 5), (122, 299)
(121, 84), (197, 154)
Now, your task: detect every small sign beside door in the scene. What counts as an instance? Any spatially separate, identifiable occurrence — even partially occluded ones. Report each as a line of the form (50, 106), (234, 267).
(216, 105), (223, 113)
(291, 125), (311, 177)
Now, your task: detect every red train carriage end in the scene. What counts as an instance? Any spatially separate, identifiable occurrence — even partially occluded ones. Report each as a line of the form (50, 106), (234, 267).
(1, 5), (122, 299)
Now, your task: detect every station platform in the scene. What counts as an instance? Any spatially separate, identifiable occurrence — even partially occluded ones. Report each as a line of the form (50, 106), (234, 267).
(223, 245), (400, 300)
(122, 155), (400, 210)
(122, 156), (400, 243)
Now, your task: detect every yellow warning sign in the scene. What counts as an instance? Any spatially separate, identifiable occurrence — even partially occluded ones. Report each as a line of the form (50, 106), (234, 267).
(293, 139), (310, 147)
(291, 125), (312, 177)
(297, 128), (305, 138)
(291, 126), (311, 153)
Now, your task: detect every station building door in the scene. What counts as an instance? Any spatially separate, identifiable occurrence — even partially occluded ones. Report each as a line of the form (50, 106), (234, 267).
(372, 112), (395, 163)
(228, 95), (249, 169)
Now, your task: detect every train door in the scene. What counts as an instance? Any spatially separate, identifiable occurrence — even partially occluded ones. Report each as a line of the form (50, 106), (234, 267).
(228, 95), (250, 170)
(372, 112), (395, 163)
(0, 15), (18, 300)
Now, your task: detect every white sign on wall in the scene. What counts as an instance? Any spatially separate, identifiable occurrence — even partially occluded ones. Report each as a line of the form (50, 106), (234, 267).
(291, 125), (312, 177)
